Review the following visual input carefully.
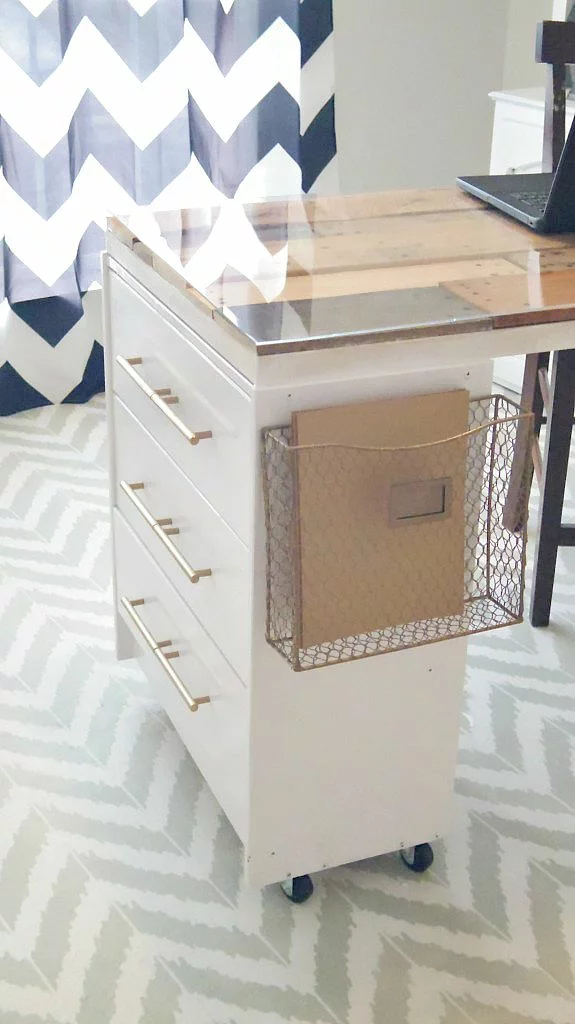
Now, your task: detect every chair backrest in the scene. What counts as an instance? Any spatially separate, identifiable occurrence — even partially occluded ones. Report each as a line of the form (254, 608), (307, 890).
(535, 20), (575, 172)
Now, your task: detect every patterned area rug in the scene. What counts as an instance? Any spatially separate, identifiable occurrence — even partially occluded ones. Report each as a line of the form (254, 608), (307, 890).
(0, 396), (573, 1024)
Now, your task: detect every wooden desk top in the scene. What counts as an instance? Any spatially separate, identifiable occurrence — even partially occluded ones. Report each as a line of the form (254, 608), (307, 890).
(109, 189), (575, 355)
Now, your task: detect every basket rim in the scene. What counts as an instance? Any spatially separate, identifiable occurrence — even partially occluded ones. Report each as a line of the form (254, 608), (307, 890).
(263, 395), (532, 455)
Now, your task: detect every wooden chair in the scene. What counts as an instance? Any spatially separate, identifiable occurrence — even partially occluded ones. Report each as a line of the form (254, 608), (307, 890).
(507, 21), (575, 626)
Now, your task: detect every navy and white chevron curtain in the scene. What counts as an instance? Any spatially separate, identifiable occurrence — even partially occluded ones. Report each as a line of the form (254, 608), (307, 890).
(0, 0), (337, 416)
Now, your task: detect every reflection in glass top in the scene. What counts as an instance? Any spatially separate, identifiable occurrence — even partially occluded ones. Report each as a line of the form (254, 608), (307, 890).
(111, 191), (575, 349)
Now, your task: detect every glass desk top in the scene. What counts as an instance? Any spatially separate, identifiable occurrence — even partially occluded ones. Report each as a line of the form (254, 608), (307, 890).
(109, 190), (575, 354)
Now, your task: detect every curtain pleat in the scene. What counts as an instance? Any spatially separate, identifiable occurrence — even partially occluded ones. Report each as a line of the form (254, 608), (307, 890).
(0, 0), (336, 414)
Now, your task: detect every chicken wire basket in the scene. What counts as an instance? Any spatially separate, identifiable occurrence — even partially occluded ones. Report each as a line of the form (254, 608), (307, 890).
(262, 395), (532, 671)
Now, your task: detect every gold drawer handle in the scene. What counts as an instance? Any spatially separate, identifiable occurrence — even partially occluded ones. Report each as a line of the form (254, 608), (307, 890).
(121, 598), (210, 713)
(120, 480), (212, 585)
(116, 355), (212, 446)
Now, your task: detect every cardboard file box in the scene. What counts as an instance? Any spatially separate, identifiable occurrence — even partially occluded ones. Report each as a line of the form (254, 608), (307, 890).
(291, 390), (470, 648)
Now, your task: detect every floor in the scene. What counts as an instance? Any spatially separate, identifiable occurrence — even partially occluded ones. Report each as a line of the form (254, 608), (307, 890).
(0, 396), (573, 1024)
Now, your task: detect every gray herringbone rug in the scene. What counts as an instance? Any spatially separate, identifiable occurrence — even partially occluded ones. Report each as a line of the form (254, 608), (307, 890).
(0, 396), (573, 1024)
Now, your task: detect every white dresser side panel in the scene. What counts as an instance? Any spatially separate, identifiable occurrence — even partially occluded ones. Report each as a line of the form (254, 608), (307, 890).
(245, 360), (493, 886)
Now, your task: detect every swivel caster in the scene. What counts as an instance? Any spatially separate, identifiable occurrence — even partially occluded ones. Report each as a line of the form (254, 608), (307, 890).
(400, 842), (434, 873)
(280, 874), (314, 903)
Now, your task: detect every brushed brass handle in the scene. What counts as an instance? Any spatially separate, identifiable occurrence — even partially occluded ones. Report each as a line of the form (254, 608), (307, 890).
(120, 480), (212, 584)
(121, 597), (210, 713)
(116, 355), (212, 446)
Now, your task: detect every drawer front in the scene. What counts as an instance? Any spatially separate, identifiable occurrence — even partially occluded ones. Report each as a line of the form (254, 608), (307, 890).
(114, 397), (251, 679)
(107, 268), (252, 543)
(114, 511), (249, 839)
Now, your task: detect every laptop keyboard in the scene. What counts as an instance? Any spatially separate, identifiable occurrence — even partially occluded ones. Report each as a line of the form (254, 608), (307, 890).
(505, 190), (549, 214)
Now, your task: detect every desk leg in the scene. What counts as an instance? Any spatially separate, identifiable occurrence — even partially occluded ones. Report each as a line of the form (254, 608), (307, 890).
(530, 348), (575, 627)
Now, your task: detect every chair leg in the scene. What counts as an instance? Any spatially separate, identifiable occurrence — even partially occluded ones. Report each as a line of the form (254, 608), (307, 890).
(530, 348), (575, 627)
(532, 352), (550, 438)
(503, 351), (549, 533)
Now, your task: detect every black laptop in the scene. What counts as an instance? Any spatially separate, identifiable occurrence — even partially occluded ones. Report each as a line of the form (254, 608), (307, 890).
(457, 112), (575, 233)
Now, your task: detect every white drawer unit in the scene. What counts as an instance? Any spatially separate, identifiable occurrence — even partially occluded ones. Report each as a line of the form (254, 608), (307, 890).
(105, 196), (573, 897)
(107, 267), (253, 543)
(103, 217), (492, 893)
(113, 396), (251, 679)
(115, 511), (249, 839)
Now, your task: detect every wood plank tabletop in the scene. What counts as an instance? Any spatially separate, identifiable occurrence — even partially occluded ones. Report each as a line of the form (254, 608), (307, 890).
(108, 189), (575, 353)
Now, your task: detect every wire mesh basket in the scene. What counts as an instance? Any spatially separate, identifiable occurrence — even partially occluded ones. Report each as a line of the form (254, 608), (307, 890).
(262, 395), (532, 671)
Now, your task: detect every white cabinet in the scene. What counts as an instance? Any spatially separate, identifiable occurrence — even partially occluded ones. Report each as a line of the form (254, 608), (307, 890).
(489, 86), (575, 174)
(104, 244), (485, 888)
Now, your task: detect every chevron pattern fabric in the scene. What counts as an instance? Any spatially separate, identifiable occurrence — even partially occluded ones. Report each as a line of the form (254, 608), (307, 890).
(0, 0), (336, 415)
(0, 396), (574, 1023)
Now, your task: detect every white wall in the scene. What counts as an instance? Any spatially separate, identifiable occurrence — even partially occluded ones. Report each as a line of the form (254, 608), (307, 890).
(503, 0), (553, 88)
(333, 0), (552, 193)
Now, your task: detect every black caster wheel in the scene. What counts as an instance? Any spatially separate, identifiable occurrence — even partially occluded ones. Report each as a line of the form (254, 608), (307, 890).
(280, 875), (314, 903)
(400, 842), (434, 873)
